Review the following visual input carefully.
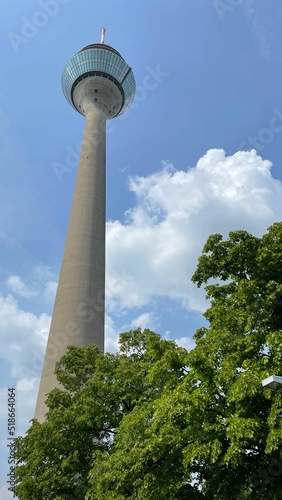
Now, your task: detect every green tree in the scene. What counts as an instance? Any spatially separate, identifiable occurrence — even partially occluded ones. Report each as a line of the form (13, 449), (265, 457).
(87, 222), (282, 499)
(14, 329), (191, 499)
(185, 222), (282, 498)
(14, 222), (282, 499)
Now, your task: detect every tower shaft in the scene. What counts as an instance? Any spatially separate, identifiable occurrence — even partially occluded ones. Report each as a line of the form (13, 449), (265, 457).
(35, 40), (135, 423)
(35, 106), (106, 422)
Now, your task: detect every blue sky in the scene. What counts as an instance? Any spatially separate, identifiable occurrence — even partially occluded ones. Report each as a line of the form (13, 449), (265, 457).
(1, 0), (282, 496)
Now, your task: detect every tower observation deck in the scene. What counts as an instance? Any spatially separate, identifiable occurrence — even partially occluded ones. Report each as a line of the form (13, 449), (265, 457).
(34, 36), (135, 422)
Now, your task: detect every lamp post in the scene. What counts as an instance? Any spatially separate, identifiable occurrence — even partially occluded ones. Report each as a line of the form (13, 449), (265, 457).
(262, 375), (282, 393)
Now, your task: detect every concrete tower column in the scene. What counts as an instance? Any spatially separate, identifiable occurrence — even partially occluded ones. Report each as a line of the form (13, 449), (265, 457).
(34, 41), (135, 423)
(34, 107), (106, 422)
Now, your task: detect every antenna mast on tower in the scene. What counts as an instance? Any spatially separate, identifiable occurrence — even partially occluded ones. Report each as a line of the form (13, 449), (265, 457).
(101, 27), (106, 44)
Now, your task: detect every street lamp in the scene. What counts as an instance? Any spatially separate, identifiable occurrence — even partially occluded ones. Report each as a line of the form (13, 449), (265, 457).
(262, 375), (282, 393)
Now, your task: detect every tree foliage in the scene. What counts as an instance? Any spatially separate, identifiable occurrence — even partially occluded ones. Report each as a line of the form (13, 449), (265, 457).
(14, 222), (282, 499)
(14, 330), (189, 499)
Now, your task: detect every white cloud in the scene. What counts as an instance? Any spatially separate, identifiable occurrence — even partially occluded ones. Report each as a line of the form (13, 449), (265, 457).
(17, 377), (38, 392)
(105, 313), (119, 353)
(34, 264), (57, 283)
(7, 275), (38, 298)
(242, 1), (282, 63)
(0, 294), (50, 379)
(174, 336), (195, 352)
(130, 312), (159, 331)
(106, 149), (282, 313)
(44, 280), (58, 302)
(0, 294), (50, 470)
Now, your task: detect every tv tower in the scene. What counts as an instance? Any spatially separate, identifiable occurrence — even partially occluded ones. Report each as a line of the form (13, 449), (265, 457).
(34, 30), (135, 422)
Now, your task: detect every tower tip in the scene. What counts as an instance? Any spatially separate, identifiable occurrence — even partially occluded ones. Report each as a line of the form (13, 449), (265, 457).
(101, 27), (106, 44)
